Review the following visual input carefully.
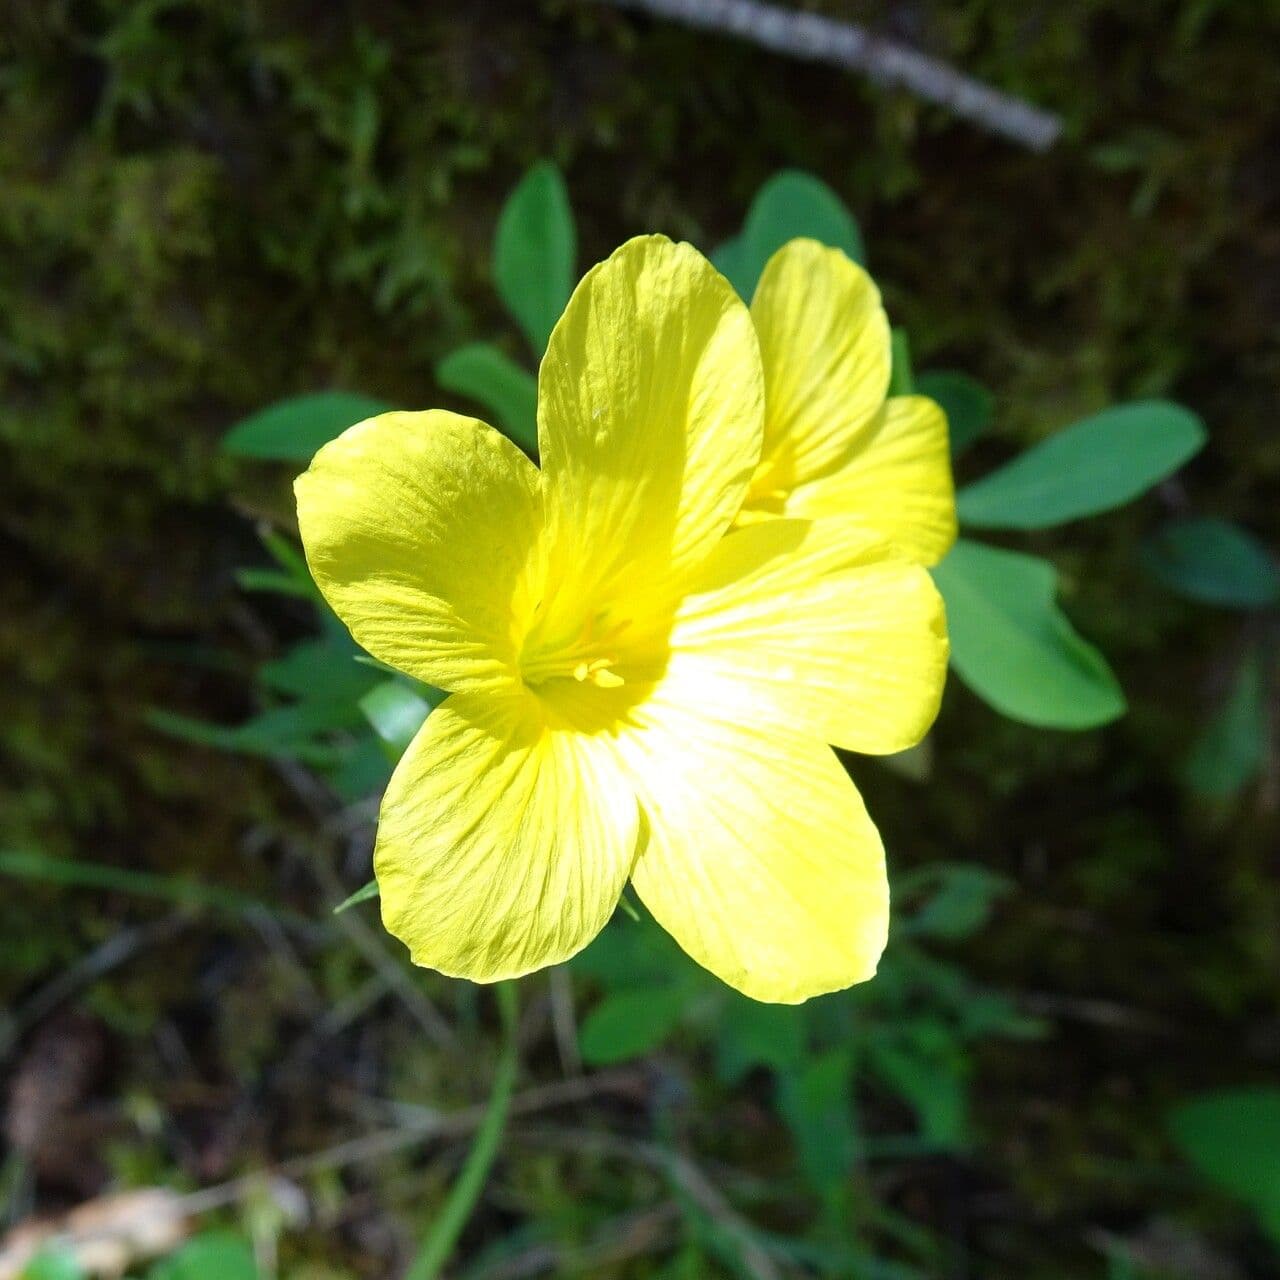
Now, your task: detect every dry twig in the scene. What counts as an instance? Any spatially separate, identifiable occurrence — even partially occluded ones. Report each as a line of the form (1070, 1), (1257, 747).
(592, 0), (1063, 151)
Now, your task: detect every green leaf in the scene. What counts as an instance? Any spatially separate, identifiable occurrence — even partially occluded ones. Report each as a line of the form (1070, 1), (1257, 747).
(149, 1232), (259, 1280)
(325, 735), (392, 801)
(956, 401), (1206, 529)
(932, 539), (1126, 729)
(233, 567), (313, 598)
(1142, 517), (1280, 609)
(716, 170), (865, 299)
(259, 638), (379, 703)
(709, 235), (747, 293)
(714, 997), (806, 1085)
(358, 678), (444, 761)
(494, 161), (576, 354)
(221, 391), (392, 463)
(897, 864), (1013, 941)
(334, 878), (380, 913)
(915, 370), (994, 457)
(0, 849), (289, 922)
(436, 343), (538, 453)
(777, 1049), (856, 1188)
(1169, 1088), (1280, 1242)
(1184, 645), (1268, 797)
(888, 328), (913, 397)
(20, 1248), (84, 1280)
(579, 987), (687, 1065)
(571, 917), (689, 989)
(149, 694), (363, 757)
(869, 1037), (968, 1149)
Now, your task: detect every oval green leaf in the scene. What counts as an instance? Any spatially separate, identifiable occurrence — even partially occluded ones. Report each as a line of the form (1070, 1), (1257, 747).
(915, 370), (994, 457)
(1169, 1088), (1280, 1242)
(435, 343), (538, 453)
(1142, 517), (1280, 609)
(359, 678), (444, 762)
(931, 539), (1126, 729)
(579, 987), (686, 1065)
(222, 391), (392, 463)
(20, 1249), (84, 1280)
(149, 1233), (259, 1280)
(1183, 645), (1268, 797)
(956, 401), (1206, 529)
(494, 161), (576, 354)
(714, 169), (865, 300)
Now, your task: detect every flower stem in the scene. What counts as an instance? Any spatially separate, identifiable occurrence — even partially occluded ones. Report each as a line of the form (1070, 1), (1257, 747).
(405, 982), (519, 1280)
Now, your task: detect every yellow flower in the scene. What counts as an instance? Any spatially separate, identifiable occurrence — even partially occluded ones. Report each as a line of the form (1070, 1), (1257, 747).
(295, 235), (948, 1003)
(738, 238), (957, 566)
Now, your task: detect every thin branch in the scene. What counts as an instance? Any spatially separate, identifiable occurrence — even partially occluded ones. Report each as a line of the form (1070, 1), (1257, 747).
(465, 1204), (680, 1280)
(0, 918), (190, 1061)
(591, 0), (1063, 151)
(548, 968), (583, 1077)
(173, 1069), (648, 1216)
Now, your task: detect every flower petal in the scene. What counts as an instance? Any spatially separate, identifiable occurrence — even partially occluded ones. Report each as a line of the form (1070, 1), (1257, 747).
(784, 395), (957, 565)
(746, 239), (890, 503)
(537, 235), (763, 615)
(295, 410), (543, 695)
(612, 689), (889, 1003)
(375, 691), (639, 981)
(668, 517), (948, 754)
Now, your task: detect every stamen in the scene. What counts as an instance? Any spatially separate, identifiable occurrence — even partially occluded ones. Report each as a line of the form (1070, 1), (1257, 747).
(571, 657), (625, 688)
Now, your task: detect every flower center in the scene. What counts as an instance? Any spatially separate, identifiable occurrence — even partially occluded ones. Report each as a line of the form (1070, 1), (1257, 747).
(518, 607), (634, 691)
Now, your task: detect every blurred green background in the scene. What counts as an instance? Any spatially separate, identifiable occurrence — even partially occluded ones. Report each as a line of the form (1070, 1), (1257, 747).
(2, 2), (1279, 1278)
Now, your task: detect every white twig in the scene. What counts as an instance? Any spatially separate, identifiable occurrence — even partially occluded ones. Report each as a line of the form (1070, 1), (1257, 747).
(592, 0), (1063, 151)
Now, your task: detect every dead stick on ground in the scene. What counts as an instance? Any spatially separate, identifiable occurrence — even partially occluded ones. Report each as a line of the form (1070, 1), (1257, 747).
(174, 1069), (648, 1216)
(591, 0), (1063, 151)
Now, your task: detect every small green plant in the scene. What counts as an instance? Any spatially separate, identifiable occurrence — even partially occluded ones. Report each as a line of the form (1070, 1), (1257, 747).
(141, 162), (1219, 1274)
(1143, 517), (1278, 797)
(1168, 1087), (1280, 1246)
(20, 1232), (259, 1280)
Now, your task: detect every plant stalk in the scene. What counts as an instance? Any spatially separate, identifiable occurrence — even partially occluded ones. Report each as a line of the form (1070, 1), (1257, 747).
(405, 982), (519, 1279)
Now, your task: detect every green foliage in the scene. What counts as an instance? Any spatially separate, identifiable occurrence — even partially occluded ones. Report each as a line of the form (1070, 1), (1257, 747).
(713, 170), (866, 299)
(1143, 517), (1280, 610)
(570, 861), (1042, 1194)
(579, 986), (689, 1065)
(955, 402), (1206, 530)
(719, 170), (1205, 734)
(221, 392), (394, 464)
(1183, 643), (1270, 797)
(430, 161), (577, 451)
(434, 344), (538, 452)
(913, 371), (993, 457)
(894, 864), (1012, 941)
(20, 1250), (84, 1280)
(888, 327), (914, 397)
(359, 678), (443, 761)
(493, 162), (577, 355)
(147, 1233), (258, 1280)
(1169, 1088), (1280, 1242)
(777, 1050), (857, 1187)
(933, 539), (1127, 729)
(333, 878), (380, 914)
(0, 848), (288, 922)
